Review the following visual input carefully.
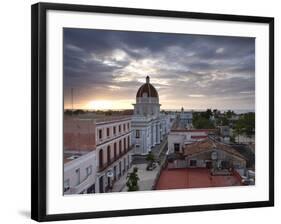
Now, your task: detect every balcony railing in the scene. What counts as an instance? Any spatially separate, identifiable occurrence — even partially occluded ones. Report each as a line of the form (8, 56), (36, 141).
(98, 145), (134, 173)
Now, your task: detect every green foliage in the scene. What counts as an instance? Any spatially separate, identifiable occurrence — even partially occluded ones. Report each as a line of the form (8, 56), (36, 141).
(192, 109), (215, 129)
(126, 167), (139, 191)
(64, 110), (72, 115)
(146, 152), (156, 170)
(205, 109), (213, 119)
(213, 109), (218, 118)
(233, 112), (255, 143)
(230, 135), (235, 143)
(105, 110), (113, 116)
(73, 109), (85, 115)
(218, 116), (229, 126)
(225, 110), (235, 118)
(146, 151), (155, 164)
(240, 113), (255, 137)
(64, 109), (86, 115)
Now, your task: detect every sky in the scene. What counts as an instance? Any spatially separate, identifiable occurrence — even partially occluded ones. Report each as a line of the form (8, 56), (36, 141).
(63, 28), (255, 111)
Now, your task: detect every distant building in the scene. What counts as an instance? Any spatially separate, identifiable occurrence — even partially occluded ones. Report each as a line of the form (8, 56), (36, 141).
(159, 113), (173, 141)
(132, 76), (169, 154)
(166, 112), (248, 173)
(168, 108), (218, 154)
(179, 107), (193, 128)
(167, 137), (247, 172)
(182, 138), (246, 170)
(218, 126), (230, 137)
(168, 129), (215, 154)
(218, 125), (230, 143)
(234, 134), (255, 144)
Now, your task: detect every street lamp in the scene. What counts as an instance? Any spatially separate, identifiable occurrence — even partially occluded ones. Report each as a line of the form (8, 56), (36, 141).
(106, 169), (114, 192)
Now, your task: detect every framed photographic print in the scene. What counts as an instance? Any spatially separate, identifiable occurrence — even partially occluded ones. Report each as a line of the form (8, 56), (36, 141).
(31, 2), (274, 222)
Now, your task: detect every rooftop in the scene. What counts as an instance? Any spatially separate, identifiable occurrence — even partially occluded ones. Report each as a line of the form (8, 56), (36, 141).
(64, 114), (132, 123)
(95, 115), (131, 125)
(64, 152), (84, 164)
(183, 138), (246, 160)
(136, 76), (159, 98)
(155, 168), (242, 190)
(170, 128), (217, 133)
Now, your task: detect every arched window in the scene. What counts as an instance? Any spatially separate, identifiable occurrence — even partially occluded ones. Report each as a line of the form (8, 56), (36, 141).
(136, 130), (140, 138)
(123, 158), (126, 172)
(114, 143), (117, 160)
(119, 140), (122, 155)
(99, 149), (103, 168)
(107, 145), (111, 164)
(123, 138), (126, 152)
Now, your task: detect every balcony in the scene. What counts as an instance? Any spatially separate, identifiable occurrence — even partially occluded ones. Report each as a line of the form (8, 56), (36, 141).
(98, 145), (134, 173)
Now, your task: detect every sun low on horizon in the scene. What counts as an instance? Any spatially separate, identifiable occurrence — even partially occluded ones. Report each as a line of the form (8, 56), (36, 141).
(86, 100), (134, 110)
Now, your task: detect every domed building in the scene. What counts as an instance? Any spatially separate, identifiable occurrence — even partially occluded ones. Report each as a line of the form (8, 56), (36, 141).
(135, 76), (160, 117)
(132, 76), (163, 154)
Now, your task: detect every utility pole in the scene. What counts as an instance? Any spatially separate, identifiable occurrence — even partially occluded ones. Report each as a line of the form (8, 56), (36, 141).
(71, 87), (74, 116)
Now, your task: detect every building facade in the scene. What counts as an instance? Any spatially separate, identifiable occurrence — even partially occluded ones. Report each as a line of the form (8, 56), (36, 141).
(179, 107), (193, 128)
(63, 115), (133, 194)
(95, 117), (133, 193)
(132, 76), (168, 154)
(167, 138), (247, 172)
(168, 129), (213, 154)
(183, 138), (246, 170)
(64, 150), (97, 194)
(63, 117), (97, 194)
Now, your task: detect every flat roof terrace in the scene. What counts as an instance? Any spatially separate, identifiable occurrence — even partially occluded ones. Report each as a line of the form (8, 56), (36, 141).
(155, 168), (242, 190)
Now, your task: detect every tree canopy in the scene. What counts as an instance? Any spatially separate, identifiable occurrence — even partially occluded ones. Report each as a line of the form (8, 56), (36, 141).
(192, 109), (215, 129)
(126, 167), (139, 191)
(233, 112), (255, 142)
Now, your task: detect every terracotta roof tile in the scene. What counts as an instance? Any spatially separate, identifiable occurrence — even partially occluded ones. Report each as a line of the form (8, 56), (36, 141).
(183, 138), (246, 160)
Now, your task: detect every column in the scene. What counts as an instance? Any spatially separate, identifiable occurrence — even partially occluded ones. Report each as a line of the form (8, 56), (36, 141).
(153, 123), (156, 147)
(157, 123), (161, 144)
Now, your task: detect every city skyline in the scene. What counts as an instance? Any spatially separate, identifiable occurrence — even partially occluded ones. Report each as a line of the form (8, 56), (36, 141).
(64, 28), (255, 111)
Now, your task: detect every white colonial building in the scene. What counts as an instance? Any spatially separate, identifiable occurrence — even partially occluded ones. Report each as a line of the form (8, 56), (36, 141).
(63, 115), (133, 194)
(64, 150), (97, 194)
(132, 76), (169, 155)
(95, 116), (133, 193)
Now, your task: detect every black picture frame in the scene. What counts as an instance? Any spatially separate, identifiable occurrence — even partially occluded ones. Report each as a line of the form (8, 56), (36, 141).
(31, 2), (274, 222)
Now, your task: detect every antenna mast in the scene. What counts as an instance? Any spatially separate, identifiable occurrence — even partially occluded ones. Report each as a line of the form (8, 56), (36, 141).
(71, 87), (74, 116)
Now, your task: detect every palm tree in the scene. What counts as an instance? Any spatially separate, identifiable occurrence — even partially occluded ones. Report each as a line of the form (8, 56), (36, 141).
(234, 121), (243, 143)
(126, 167), (139, 191)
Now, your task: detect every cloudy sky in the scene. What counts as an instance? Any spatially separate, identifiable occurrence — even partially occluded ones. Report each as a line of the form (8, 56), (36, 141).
(64, 28), (255, 111)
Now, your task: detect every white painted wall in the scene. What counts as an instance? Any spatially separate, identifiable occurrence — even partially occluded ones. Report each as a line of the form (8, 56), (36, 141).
(168, 131), (208, 153)
(96, 119), (131, 145)
(64, 151), (97, 194)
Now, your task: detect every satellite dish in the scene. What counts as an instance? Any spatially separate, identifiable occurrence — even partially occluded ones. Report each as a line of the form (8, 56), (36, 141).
(211, 151), (218, 160)
(106, 169), (114, 178)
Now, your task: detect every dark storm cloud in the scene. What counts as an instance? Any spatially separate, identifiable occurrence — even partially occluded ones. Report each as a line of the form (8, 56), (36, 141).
(63, 28), (255, 110)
